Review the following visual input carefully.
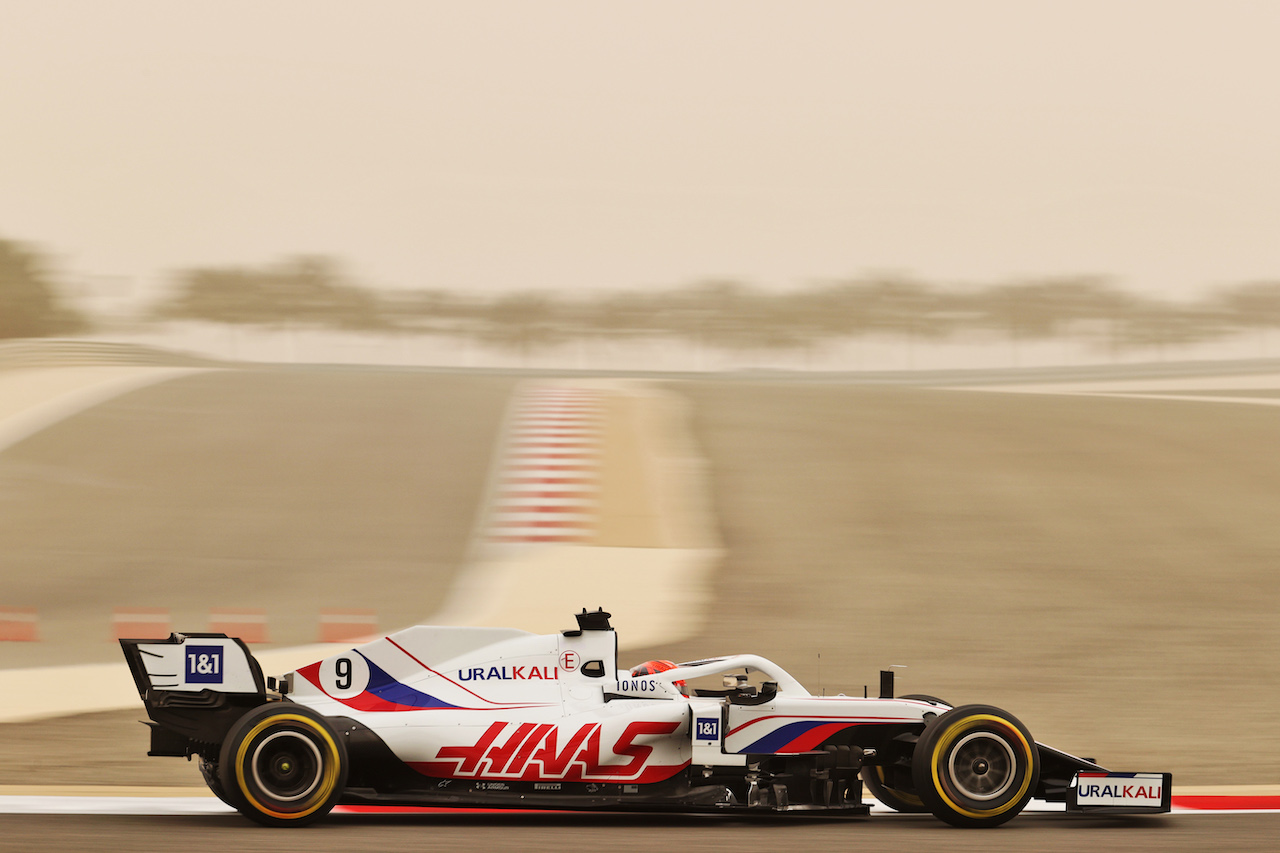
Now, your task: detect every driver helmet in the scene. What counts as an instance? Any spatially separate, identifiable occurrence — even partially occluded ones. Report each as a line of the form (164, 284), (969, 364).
(630, 659), (686, 694)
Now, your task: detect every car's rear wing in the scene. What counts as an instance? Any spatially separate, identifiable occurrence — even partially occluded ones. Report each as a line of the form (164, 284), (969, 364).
(120, 633), (272, 757)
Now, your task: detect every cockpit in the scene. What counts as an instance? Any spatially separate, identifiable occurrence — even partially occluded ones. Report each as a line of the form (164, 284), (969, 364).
(620, 654), (806, 704)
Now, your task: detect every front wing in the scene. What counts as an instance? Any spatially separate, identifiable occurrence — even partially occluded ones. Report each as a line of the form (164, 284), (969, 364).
(1067, 772), (1173, 814)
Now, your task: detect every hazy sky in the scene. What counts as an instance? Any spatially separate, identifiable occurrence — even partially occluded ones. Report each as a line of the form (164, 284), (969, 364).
(3, 1), (1279, 300)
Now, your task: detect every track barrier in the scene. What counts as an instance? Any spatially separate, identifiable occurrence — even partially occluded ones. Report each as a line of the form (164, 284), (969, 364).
(207, 608), (269, 644)
(319, 609), (378, 643)
(0, 607), (38, 642)
(111, 607), (171, 641)
(6, 608), (386, 645)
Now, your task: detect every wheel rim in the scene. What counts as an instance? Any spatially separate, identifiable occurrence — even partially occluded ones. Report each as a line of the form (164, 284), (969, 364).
(947, 731), (1016, 802)
(250, 730), (324, 803)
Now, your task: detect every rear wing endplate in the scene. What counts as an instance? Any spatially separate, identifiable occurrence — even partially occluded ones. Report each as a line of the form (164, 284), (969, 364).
(119, 633), (270, 757)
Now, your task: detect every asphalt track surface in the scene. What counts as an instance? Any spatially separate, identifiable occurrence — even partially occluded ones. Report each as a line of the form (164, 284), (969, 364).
(653, 380), (1280, 785)
(4, 363), (1280, 848)
(0, 368), (518, 668)
(3, 809), (1278, 853)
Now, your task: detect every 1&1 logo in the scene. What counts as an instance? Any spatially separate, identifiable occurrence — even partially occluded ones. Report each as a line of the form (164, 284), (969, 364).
(185, 645), (224, 684)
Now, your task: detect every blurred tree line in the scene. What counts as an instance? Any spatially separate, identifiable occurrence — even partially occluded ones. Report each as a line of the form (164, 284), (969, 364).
(153, 256), (387, 331)
(148, 259), (1280, 358)
(0, 239), (87, 338)
(5, 234), (1280, 360)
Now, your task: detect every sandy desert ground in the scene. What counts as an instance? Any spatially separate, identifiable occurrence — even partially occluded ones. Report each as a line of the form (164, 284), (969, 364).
(1, 364), (1278, 790)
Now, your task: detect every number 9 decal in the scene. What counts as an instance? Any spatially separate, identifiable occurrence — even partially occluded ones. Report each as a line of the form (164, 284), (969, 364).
(319, 653), (370, 699)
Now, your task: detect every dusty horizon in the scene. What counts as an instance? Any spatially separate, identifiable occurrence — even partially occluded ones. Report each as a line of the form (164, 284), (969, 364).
(4, 1), (1279, 303)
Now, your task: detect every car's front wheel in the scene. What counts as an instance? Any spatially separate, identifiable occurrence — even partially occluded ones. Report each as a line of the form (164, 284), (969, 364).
(860, 694), (950, 814)
(860, 764), (928, 813)
(910, 704), (1039, 828)
(218, 703), (348, 827)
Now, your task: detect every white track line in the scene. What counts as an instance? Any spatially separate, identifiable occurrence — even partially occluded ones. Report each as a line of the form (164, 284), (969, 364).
(950, 371), (1280, 407)
(0, 366), (212, 454)
(0, 793), (1274, 816)
(0, 795), (231, 816)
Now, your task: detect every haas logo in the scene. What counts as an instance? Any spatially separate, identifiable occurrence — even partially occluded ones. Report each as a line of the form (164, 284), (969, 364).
(420, 720), (682, 783)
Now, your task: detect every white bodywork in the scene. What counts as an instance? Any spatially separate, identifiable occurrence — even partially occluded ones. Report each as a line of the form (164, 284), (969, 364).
(280, 623), (935, 784)
(120, 614), (1172, 824)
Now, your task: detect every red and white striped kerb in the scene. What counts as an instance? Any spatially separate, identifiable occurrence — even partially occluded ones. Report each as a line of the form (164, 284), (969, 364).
(208, 608), (269, 644)
(487, 386), (603, 544)
(319, 608), (378, 643)
(0, 607), (38, 642)
(112, 607), (171, 640)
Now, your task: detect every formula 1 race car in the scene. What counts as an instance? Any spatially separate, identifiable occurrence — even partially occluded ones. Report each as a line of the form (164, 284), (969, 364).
(121, 608), (1170, 828)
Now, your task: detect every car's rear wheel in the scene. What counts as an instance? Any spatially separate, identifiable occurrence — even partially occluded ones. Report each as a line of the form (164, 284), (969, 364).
(198, 755), (242, 809)
(218, 703), (348, 827)
(910, 704), (1039, 828)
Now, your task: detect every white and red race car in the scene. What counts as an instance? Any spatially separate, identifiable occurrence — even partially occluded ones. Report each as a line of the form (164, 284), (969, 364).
(121, 608), (1170, 828)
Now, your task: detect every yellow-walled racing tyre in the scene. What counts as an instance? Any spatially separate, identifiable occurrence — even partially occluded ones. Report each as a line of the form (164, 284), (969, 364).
(910, 704), (1039, 828)
(218, 703), (348, 827)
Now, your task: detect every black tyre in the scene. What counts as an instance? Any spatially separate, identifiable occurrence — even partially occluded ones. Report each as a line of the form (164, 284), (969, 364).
(860, 764), (928, 813)
(859, 694), (950, 813)
(910, 704), (1039, 828)
(198, 755), (242, 810)
(218, 703), (348, 827)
